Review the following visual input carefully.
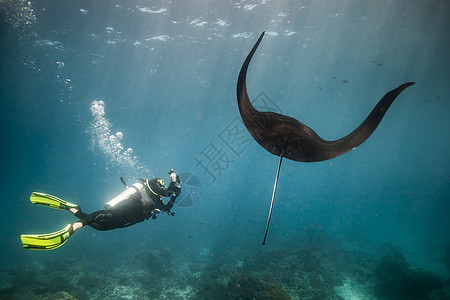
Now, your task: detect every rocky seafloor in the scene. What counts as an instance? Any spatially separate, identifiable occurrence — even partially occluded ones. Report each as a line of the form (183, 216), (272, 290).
(1, 228), (449, 300)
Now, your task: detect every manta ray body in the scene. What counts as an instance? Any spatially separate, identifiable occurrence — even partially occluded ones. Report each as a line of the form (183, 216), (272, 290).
(236, 31), (414, 244)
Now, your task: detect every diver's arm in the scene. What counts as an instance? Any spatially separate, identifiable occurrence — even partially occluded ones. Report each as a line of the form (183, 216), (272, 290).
(159, 188), (173, 197)
(164, 195), (177, 211)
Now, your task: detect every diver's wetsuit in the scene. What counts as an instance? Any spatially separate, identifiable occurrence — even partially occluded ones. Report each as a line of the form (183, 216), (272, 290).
(74, 178), (180, 231)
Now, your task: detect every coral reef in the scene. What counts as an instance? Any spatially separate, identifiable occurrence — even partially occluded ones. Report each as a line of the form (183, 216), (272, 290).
(1, 229), (448, 299)
(42, 291), (77, 300)
(227, 272), (291, 300)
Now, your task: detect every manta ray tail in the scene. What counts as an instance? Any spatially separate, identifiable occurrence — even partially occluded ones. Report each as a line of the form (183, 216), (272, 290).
(262, 155), (283, 245)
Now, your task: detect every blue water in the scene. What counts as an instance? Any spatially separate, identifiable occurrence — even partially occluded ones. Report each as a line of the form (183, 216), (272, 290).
(1, 0), (449, 299)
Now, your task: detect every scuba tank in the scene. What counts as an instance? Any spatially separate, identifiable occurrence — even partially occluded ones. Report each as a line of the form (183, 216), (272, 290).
(104, 183), (143, 209)
(105, 178), (154, 210)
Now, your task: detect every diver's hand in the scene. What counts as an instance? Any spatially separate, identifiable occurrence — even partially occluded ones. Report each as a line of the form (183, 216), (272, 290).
(167, 211), (175, 216)
(150, 209), (161, 220)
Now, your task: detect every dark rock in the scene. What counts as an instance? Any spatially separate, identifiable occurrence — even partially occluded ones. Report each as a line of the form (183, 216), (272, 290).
(374, 253), (444, 299)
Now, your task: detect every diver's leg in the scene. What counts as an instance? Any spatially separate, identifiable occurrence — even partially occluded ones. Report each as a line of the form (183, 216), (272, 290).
(68, 208), (88, 232)
(64, 207), (86, 232)
(68, 208), (107, 231)
(73, 210), (118, 231)
(69, 207), (80, 214)
(73, 221), (83, 232)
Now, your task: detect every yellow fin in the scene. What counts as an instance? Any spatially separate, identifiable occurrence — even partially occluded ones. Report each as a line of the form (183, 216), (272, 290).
(21, 224), (74, 250)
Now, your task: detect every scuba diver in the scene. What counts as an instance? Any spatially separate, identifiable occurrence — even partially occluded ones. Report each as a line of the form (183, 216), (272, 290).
(20, 170), (182, 250)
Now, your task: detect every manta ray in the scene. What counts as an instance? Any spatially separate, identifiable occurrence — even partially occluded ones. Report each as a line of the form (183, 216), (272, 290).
(236, 31), (414, 245)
